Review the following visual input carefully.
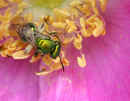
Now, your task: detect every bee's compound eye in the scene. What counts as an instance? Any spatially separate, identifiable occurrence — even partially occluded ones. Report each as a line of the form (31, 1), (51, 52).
(17, 29), (27, 42)
(26, 37), (34, 42)
(34, 33), (36, 36)
(19, 33), (27, 42)
(27, 23), (36, 31)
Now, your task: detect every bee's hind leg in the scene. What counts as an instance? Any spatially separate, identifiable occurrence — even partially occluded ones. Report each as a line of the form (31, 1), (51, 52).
(34, 48), (44, 56)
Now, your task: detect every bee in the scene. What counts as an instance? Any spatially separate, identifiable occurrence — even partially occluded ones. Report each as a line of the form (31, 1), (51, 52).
(15, 21), (64, 71)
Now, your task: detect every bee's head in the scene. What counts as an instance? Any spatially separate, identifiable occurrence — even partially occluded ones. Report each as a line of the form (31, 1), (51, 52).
(16, 23), (37, 42)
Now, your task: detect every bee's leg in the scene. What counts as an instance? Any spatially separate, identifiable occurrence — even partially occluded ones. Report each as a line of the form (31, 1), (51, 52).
(43, 16), (50, 24)
(59, 55), (64, 72)
(34, 51), (39, 56)
(49, 32), (61, 42)
(47, 31), (60, 39)
(24, 44), (33, 54)
(38, 23), (45, 33)
(34, 48), (44, 56)
(38, 16), (50, 33)
(48, 32), (57, 35)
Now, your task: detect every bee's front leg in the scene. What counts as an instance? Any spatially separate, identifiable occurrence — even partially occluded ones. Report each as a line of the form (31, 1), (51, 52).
(38, 16), (50, 33)
(38, 23), (45, 33)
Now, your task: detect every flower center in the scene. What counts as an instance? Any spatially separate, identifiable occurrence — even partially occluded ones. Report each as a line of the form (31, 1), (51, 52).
(0, 0), (107, 75)
(29, 0), (65, 9)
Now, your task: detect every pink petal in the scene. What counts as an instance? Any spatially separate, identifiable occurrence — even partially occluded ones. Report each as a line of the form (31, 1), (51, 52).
(38, 68), (89, 101)
(84, 0), (130, 100)
(0, 57), (40, 101)
(39, 0), (130, 101)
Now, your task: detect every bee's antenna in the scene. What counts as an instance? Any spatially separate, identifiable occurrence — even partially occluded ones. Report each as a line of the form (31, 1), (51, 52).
(59, 55), (64, 72)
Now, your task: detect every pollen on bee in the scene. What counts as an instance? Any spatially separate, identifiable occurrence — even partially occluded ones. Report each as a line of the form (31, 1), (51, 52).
(77, 54), (86, 68)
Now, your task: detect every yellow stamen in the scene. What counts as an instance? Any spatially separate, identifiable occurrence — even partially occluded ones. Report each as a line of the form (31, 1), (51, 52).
(76, 1), (92, 17)
(12, 50), (30, 59)
(24, 13), (33, 22)
(15, 2), (28, 16)
(52, 22), (66, 29)
(90, 0), (99, 15)
(30, 54), (41, 63)
(9, 0), (22, 3)
(51, 62), (62, 70)
(65, 19), (77, 33)
(69, 8), (79, 19)
(70, 0), (82, 7)
(36, 69), (53, 76)
(62, 57), (69, 66)
(86, 15), (106, 37)
(63, 37), (73, 45)
(53, 8), (70, 21)
(99, 0), (107, 12)
(0, 8), (12, 24)
(73, 34), (83, 50)
(42, 55), (53, 66)
(0, 0), (8, 8)
(80, 17), (92, 37)
(77, 54), (86, 68)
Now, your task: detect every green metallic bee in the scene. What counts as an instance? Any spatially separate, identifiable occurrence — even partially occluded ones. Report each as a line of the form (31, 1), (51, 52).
(16, 22), (64, 71)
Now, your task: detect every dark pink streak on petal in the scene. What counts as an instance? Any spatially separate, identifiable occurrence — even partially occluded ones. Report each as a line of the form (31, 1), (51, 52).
(84, 0), (130, 101)
(0, 57), (40, 101)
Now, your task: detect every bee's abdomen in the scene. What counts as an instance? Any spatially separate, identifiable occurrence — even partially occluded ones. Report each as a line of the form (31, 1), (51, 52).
(38, 39), (45, 46)
(35, 38), (56, 54)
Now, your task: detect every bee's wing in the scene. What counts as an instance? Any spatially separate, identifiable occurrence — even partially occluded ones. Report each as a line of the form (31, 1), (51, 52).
(35, 31), (51, 40)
